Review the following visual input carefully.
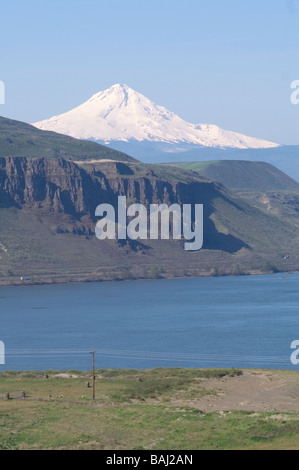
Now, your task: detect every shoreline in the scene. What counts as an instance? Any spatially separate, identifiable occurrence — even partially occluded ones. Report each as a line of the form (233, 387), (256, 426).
(0, 366), (297, 373)
(0, 267), (298, 288)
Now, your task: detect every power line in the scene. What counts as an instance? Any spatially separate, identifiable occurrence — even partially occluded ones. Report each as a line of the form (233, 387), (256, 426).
(0, 342), (291, 368)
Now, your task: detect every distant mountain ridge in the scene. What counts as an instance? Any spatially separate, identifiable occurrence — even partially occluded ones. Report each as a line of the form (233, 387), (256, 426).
(168, 160), (299, 191)
(33, 84), (279, 150)
(109, 141), (299, 183)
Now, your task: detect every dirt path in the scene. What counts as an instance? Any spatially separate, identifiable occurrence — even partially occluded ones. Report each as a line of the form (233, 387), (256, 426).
(170, 370), (299, 413)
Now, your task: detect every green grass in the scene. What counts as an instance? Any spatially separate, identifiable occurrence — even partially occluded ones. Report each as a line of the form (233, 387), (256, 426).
(0, 115), (136, 162)
(0, 368), (299, 450)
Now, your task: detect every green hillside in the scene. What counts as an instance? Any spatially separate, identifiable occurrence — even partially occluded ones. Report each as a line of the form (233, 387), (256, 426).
(0, 116), (136, 162)
(168, 160), (299, 190)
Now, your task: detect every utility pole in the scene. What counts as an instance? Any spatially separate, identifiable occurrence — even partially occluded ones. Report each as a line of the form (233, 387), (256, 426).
(90, 350), (96, 399)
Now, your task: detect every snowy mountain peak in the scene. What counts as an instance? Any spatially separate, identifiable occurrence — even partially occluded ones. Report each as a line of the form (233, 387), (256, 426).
(33, 84), (279, 149)
(90, 83), (130, 102)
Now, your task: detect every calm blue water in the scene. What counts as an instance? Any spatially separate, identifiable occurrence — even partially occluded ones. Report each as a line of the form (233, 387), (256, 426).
(0, 273), (299, 371)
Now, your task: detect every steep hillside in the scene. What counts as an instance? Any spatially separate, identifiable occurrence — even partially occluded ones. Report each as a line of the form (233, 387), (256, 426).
(0, 157), (298, 285)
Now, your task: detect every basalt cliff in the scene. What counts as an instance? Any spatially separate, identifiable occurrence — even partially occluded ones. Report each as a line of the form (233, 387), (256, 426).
(0, 156), (298, 285)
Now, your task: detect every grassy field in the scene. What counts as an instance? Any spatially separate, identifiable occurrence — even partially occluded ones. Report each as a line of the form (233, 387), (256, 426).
(1, 368), (299, 450)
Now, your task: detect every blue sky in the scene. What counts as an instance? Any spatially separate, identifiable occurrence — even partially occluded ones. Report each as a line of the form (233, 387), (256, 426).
(1, 0), (299, 144)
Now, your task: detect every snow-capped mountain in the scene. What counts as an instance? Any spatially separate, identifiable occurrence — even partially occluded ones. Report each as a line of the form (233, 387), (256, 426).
(33, 84), (279, 150)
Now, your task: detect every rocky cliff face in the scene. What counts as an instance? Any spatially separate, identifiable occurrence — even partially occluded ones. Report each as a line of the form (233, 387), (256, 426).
(0, 156), (298, 284)
(0, 156), (220, 221)
(0, 157), (106, 213)
(0, 156), (246, 251)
